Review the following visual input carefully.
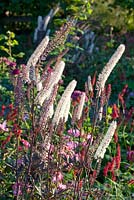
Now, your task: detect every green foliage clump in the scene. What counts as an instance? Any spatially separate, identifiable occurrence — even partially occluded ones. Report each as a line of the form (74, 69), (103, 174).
(91, 0), (134, 32)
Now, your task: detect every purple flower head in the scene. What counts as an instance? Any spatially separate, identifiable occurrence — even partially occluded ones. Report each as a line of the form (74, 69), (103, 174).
(71, 90), (82, 101)
(71, 90), (88, 102)
(23, 113), (29, 121)
(67, 128), (80, 137)
(17, 158), (24, 167)
(12, 69), (20, 75)
(12, 182), (23, 196)
(127, 150), (134, 162)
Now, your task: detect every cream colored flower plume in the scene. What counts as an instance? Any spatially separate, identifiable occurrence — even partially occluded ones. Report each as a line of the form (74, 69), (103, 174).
(35, 61), (65, 105)
(26, 36), (49, 82)
(94, 121), (117, 159)
(52, 80), (77, 126)
(87, 75), (93, 92)
(75, 92), (86, 120)
(96, 44), (125, 96)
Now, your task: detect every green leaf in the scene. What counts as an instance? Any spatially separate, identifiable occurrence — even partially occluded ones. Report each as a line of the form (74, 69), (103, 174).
(13, 52), (25, 58)
(0, 34), (8, 41)
(107, 106), (112, 114)
(0, 46), (9, 54)
(7, 31), (15, 39)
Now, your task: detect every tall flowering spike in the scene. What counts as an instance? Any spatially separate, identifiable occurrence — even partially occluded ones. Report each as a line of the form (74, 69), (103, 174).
(47, 61), (65, 89)
(21, 64), (30, 83)
(75, 92), (86, 120)
(98, 106), (103, 121)
(94, 121), (117, 159)
(52, 80), (77, 126)
(26, 36), (49, 81)
(63, 98), (71, 122)
(87, 75), (93, 92)
(41, 19), (75, 61)
(38, 84), (58, 130)
(35, 61), (65, 105)
(36, 72), (43, 92)
(96, 44), (125, 96)
(29, 65), (36, 81)
(14, 76), (24, 107)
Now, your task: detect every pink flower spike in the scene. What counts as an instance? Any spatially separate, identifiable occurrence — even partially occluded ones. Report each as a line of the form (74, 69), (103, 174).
(67, 128), (80, 137)
(52, 171), (63, 182)
(58, 183), (67, 190)
(12, 182), (22, 196)
(66, 141), (77, 150)
(0, 120), (8, 131)
(21, 139), (30, 148)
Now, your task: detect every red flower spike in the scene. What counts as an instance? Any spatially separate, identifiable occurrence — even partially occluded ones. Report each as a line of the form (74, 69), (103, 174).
(111, 170), (116, 181)
(106, 84), (111, 101)
(91, 71), (97, 87)
(103, 162), (111, 177)
(121, 84), (128, 96)
(8, 104), (13, 109)
(90, 170), (97, 186)
(2, 105), (6, 110)
(109, 157), (116, 172)
(118, 84), (128, 108)
(125, 107), (134, 122)
(117, 144), (121, 157)
(79, 148), (86, 162)
(128, 180), (134, 185)
(112, 104), (119, 119)
(16, 129), (22, 137)
(1, 132), (12, 148)
(115, 156), (121, 169)
(92, 170), (97, 178)
(78, 180), (83, 189)
(118, 94), (125, 107)
(114, 131), (118, 143)
(7, 109), (18, 121)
